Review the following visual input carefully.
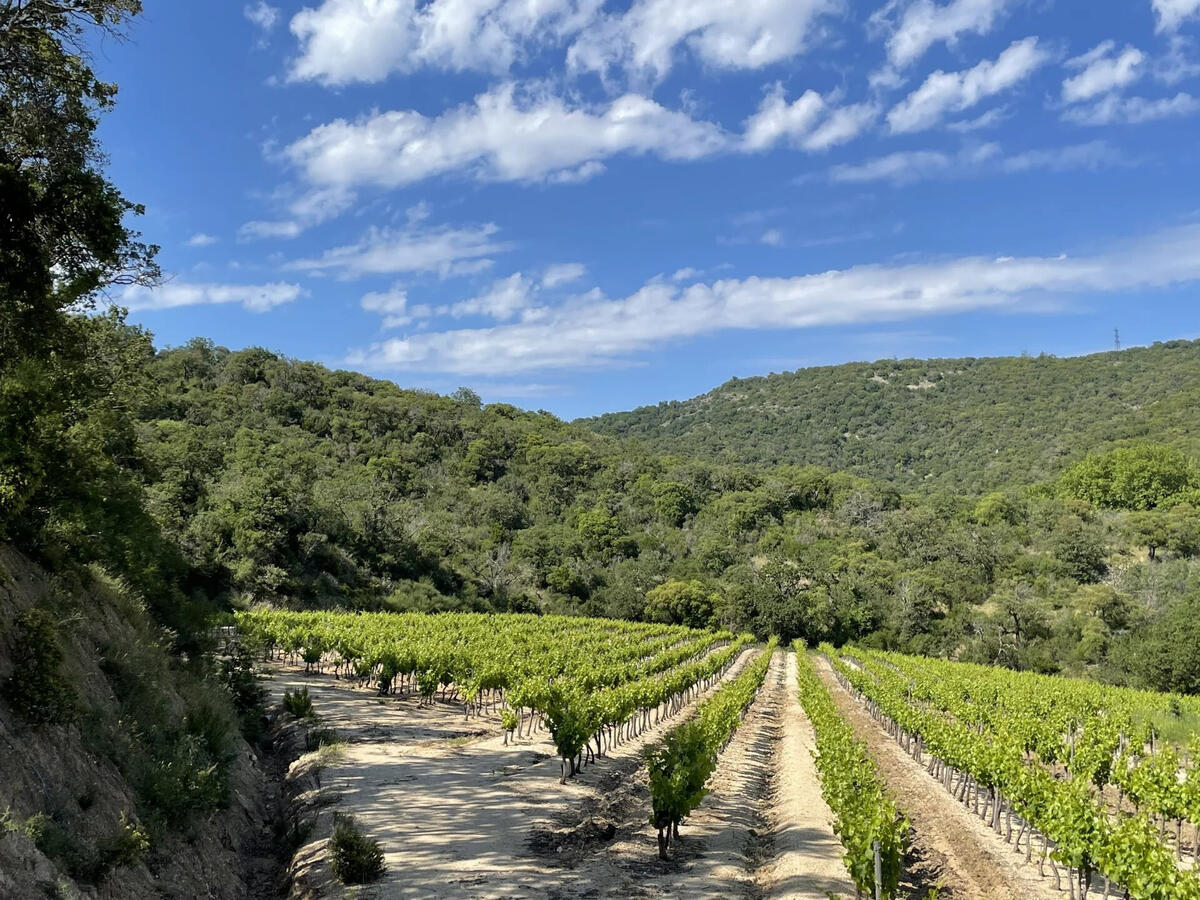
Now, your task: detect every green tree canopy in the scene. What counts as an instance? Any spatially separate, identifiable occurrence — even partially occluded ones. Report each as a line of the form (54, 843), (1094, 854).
(1059, 444), (1199, 511)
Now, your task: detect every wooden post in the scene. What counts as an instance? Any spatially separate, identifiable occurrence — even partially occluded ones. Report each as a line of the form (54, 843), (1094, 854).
(874, 840), (883, 900)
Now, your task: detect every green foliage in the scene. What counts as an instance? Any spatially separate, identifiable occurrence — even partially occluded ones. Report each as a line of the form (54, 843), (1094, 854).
(328, 813), (386, 885)
(220, 645), (268, 740)
(3, 608), (76, 725)
(96, 636), (234, 831)
(796, 643), (906, 898)
(100, 812), (150, 869)
(583, 342), (1200, 494)
(282, 686), (315, 719)
(1059, 444), (1200, 511)
(647, 639), (775, 857)
(643, 580), (716, 628)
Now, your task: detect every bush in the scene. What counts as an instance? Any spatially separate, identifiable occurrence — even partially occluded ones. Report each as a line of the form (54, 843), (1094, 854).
(282, 686), (314, 719)
(3, 608), (76, 725)
(328, 813), (386, 885)
(220, 646), (267, 741)
(305, 725), (340, 753)
(100, 813), (150, 869)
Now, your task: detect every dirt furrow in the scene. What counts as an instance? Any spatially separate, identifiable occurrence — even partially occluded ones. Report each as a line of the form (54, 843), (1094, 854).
(815, 655), (1063, 900)
(758, 650), (858, 899)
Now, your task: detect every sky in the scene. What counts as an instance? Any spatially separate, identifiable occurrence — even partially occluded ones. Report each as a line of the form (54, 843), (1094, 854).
(95, 0), (1200, 418)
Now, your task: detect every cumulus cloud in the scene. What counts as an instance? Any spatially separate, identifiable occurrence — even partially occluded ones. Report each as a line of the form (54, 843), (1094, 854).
(346, 225), (1200, 375)
(186, 233), (218, 247)
(1062, 42), (1144, 104)
(567, 0), (836, 83)
(121, 281), (304, 313)
(887, 37), (1050, 133)
(872, 0), (1014, 68)
(284, 83), (729, 191)
(448, 273), (537, 319)
(1062, 91), (1200, 125)
(828, 140), (1122, 184)
(742, 85), (878, 152)
(541, 262), (587, 287)
(1153, 0), (1200, 32)
(361, 285), (413, 329)
(288, 0), (599, 85)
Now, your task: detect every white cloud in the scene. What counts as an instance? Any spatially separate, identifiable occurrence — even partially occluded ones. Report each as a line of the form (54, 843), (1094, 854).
(287, 0), (600, 85)
(567, 0), (836, 83)
(828, 140), (1122, 184)
(245, 1), (280, 32)
(449, 273), (536, 319)
(828, 144), (999, 183)
(186, 233), (219, 247)
(760, 229), (784, 246)
(1155, 36), (1200, 84)
(1153, 0), (1200, 32)
(1062, 43), (1144, 104)
(1000, 141), (1126, 172)
(121, 281), (304, 313)
(1062, 91), (1200, 125)
(945, 106), (1009, 131)
(887, 37), (1050, 133)
(284, 83), (729, 191)
(873, 0), (1013, 68)
(542, 262), (587, 288)
(361, 285), (413, 328)
(347, 225), (1200, 374)
(742, 85), (877, 152)
(288, 221), (510, 279)
(239, 185), (355, 242)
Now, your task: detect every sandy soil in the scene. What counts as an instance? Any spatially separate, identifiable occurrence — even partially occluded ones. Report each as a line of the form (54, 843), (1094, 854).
(530, 649), (860, 900)
(263, 649), (761, 898)
(759, 651), (858, 900)
(815, 655), (1064, 900)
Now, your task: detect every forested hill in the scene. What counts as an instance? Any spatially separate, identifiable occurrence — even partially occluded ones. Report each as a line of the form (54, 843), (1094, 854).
(580, 339), (1200, 493)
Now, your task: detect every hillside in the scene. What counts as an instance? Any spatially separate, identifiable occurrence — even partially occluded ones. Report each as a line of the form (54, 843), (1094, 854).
(580, 340), (1200, 493)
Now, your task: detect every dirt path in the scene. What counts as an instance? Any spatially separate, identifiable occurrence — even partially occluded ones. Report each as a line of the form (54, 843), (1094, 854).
(546, 649), (858, 900)
(758, 651), (857, 900)
(814, 656), (1062, 900)
(265, 649), (759, 898)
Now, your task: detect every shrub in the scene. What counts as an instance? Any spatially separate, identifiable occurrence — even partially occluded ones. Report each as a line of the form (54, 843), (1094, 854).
(220, 646), (267, 740)
(100, 813), (150, 869)
(3, 608), (76, 725)
(328, 814), (386, 885)
(305, 726), (340, 752)
(282, 686), (314, 719)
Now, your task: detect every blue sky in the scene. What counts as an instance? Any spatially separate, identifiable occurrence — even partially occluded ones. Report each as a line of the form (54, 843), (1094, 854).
(98, 0), (1200, 418)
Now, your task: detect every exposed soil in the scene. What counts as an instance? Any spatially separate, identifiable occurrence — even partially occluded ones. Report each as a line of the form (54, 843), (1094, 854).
(815, 655), (1064, 900)
(262, 648), (761, 898)
(759, 651), (858, 900)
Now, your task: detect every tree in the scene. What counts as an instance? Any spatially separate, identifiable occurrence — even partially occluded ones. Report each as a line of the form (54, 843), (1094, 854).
(1059, 444), (1199, 511)
(644, 580), (716, 629)
(1, 0), (159, 534)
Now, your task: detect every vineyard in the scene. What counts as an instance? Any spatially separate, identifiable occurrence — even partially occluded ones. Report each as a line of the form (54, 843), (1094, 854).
(231, 609), (1200, 899)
